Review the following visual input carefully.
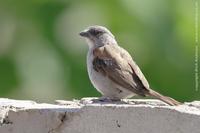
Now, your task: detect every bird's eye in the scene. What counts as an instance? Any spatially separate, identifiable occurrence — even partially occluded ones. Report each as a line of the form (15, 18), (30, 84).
(90, 29), (102, 36)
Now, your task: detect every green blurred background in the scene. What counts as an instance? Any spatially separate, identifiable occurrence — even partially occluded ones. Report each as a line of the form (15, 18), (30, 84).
(0, 0), (199, 102)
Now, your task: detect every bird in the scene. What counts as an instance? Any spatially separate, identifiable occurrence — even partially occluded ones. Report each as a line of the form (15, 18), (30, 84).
(79, 25), (181, 106)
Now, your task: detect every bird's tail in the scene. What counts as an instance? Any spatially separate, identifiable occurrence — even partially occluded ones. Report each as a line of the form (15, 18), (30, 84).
(147, 89), (181, 106)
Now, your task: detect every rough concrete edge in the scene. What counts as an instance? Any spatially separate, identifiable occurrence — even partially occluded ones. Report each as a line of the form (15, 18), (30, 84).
(0, 97), (200, 117)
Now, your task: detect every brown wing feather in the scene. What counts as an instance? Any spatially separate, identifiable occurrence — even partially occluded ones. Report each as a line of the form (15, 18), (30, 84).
(93, 45), (149, 96)
(93, 45), (181, 105)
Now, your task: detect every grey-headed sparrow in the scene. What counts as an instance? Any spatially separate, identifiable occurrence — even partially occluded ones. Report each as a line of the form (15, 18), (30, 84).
(79, 25), (180, 106)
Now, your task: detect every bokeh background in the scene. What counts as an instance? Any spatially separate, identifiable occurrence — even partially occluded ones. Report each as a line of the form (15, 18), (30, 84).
(0, 0), (199, 102)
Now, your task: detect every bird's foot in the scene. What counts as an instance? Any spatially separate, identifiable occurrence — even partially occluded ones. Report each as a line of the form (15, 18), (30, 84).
(91, 96), (121, 103)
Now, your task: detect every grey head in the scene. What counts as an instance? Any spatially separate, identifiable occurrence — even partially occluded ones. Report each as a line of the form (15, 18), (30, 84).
(79, 25), (117, 48)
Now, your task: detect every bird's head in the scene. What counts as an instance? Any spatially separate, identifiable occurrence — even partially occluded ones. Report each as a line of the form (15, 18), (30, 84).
(79, 25), (117, 48)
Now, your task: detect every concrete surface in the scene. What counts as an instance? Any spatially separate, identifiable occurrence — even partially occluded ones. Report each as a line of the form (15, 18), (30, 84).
(0, 98), (200, 133)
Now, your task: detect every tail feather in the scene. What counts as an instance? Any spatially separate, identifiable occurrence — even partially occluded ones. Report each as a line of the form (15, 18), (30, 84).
(148, 89), (181, 106)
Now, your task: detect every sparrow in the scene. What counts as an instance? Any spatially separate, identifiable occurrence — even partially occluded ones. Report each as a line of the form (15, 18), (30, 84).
(79, 25), (180, 106)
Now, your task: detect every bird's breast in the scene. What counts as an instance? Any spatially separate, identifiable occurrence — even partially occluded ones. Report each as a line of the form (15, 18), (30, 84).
(87, 49), (114, 93)
(86, 49), (134, 99)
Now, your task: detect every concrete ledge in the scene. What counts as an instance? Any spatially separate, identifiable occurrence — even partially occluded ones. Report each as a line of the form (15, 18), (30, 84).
(0, 98), (200, 133)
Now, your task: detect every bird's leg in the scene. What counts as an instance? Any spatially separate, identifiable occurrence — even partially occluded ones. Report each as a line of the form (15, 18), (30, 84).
(91, 96), (121, 103)
(98, 96), (121, 102)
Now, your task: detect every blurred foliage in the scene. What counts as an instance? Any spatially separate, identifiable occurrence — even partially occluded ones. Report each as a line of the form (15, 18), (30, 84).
(0, 0), (199, 102)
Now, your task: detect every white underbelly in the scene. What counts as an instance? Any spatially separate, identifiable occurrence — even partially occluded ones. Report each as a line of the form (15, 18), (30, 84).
(86, 50), (134, 99)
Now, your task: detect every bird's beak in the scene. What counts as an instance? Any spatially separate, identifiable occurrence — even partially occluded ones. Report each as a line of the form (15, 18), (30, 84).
(79, 30), (89, 37)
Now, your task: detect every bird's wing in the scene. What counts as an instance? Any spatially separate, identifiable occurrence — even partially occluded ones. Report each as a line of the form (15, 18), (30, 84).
(92, 45), (150, 96)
